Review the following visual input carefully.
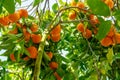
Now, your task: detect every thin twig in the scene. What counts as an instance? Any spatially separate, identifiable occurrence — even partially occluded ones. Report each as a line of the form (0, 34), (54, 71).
(47, 0), (50, 11)
(43, 0), (48, 13)
(116, 0), (119, 9)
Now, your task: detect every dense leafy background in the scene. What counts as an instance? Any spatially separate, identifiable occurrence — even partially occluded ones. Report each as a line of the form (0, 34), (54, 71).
(0, 0), (120, 80)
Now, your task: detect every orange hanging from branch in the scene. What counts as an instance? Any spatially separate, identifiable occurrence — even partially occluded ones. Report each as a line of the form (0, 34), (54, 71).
(68, 11), (76, 20)
(46, 52), (53, 59)
(50, 24), (61, 34)
(18, 9), (28, 18)
(27, 46), (38, 59)
(82, 29), (92, 39)
(101, 36), (113, 47)
(0, 16), (10, 26)
(8, 12), (20, 23)
(49, 62), (58, 70)
(10, 53), (16, 61)
(77, 23), (84, 32)
(31, 34), (42, 44)
(76, 2), (85, 9)
(30, 23), (38, 32)
(23, 28), (31, 41)
(104, 0), (114, 9)
(51, 33), (61, 42)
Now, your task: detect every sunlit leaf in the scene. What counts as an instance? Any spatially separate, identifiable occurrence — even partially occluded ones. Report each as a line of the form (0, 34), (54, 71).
(87, 72), (98, 80)
(52, 3), (58, 13)
(96, 20), (111, 40)
(113, 53), (120, 60)
(106, 48), (114, 65)
(87, 0), (110, 16)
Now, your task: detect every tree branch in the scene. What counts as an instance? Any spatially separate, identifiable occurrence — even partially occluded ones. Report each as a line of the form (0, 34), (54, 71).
(32, 6), (90, 80)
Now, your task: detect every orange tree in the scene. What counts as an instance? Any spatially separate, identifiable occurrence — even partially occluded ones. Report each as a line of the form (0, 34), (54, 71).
(0, 0), (120, 80)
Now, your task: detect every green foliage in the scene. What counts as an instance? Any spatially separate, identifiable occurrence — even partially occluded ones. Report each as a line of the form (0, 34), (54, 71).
(52, 3), (59, 13)
(87, 0), (110, 16)
(3, 0), (15, 13)
(0, 0), (120, 80)
(33, 0), (44, 7)
(96, 20), (111, 40)
(15, 0), (21, 5)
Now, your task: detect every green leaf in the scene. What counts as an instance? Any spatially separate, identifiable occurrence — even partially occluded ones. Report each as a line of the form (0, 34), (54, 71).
(0, 0), (4, 13)
(58, 0), (64, 5)
(96, 20), (111, 40)
(106, 48), (114, 65)
(3, 0), (15, 13)
(87, 72), (98, 80)
(0, 6), (2, 13)
(87, 0), (110, 16)
(33, 0), (43, 7)
(15, 0), (21, 5)
(52, 3), (58, 13)
(113, 53), (120, 60)
(114, 10), (120, 23)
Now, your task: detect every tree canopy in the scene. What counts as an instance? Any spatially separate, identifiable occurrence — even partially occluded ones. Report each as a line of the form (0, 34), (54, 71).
(0, 0), (120, 80)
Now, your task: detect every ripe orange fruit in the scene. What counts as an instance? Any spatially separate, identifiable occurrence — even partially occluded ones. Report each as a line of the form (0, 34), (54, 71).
(27, 46), (38, 59)
(30, 23), (38, 32)
(53, 72), (62, 80)
(89, 14), (99, 24)
(31, 34), (42, 43)
(50, 24), (61, 34)
(82, 29), (92, 39)
(49, 62), (58, 70)
(23, 28), (31, 41)
(70, 0), (77, 7)
(51, 33), (61, 42)
(104, 0), (114, 9)
(101, 36), (112, 47)
(93, 28), (98, 35)
(0, 16), (10, 26)
(76, 2), (85, 9)
(68, 11), (76, 20)
(18, 9), (28, 18)
(114, 33), (120, 44)
(10, 53), (16, 61)
(77, 23), (84, 32)
(46, 52), (53, 59)
(9, 28), (18, 34)
(23, 56), (29, 61)
(8, 12), (20, 23)
(107, 26), (116, 37)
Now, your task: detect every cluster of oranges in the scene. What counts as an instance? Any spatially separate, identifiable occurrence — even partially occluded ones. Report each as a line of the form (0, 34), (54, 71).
(70, 0), (85, 8)
(77, 22), (92, 39)
(49, 24), (61, 42)
(46, 52), (61, 80)
(103, 0), (114, 9)
(101, 26), (120, 47)
(0, 9), (28, 26)
(3, 9), (42, 61)
(68, 0), (85, 20)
